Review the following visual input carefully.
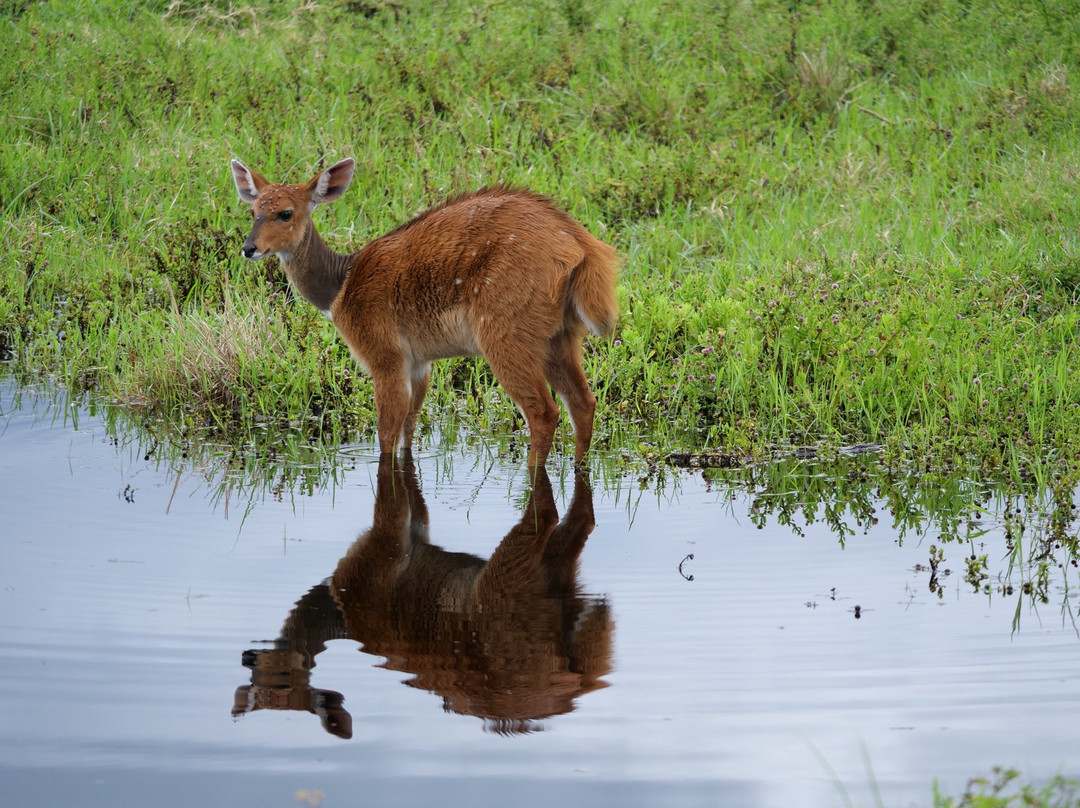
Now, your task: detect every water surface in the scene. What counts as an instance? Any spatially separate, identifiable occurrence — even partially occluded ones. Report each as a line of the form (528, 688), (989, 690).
(2, 380), (1078, 807)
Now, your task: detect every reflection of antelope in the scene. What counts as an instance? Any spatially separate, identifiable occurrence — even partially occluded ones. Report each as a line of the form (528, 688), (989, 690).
(233, 455), (613, 736)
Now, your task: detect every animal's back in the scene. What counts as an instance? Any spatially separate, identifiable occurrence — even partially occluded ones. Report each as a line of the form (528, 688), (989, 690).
(333, 187), (615, 334)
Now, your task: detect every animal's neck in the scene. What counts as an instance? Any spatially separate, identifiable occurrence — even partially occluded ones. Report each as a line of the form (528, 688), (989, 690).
(280, 225), (353, 313)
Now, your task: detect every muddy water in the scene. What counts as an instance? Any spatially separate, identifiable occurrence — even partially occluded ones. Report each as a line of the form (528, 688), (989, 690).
(1, 379), (1078, 807)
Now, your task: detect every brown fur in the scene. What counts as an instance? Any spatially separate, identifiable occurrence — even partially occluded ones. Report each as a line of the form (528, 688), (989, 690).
(231, 158), (619, 466)
(232, 454), (613, 736)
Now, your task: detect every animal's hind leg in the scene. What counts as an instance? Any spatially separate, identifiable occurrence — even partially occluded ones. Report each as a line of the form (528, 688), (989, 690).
(480, 334), (560, 467)
(544, 329), (597, 464)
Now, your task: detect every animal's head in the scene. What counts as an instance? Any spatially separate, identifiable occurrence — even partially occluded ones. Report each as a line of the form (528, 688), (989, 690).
(230, 158), (355, 261)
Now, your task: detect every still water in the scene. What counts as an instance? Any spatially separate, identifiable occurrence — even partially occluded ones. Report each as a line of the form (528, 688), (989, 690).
(1, 379), (1078, 807)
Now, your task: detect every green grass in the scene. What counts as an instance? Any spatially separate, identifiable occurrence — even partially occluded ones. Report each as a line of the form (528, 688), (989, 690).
(3, 0), (1080, 479)
(934, 768), (1080, 808)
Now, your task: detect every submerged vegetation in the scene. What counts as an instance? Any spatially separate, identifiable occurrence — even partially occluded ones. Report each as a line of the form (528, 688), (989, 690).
(2, 0), (1080, 480)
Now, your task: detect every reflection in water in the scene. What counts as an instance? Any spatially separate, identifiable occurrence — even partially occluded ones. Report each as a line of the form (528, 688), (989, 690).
(233, 454), (613, 737)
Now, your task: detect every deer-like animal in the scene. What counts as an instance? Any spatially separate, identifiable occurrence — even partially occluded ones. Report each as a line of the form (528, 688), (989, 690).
(231, 158), (619, 466)
(232, 454), (613, 736)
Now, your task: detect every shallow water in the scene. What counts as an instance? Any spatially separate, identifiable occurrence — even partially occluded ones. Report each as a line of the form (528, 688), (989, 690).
(1, 380), (1078, 807)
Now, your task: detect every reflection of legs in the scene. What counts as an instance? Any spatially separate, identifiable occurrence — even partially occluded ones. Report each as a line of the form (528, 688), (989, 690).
(473, 466), (558, 605)
(403, 364), (431, 451)
(544, 329), (597, 464)
(544, 471), (595, 595)
(396, 449), (430, 545)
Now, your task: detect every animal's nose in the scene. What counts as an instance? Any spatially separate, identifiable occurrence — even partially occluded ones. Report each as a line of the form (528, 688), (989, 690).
(241, 243), (257, 259)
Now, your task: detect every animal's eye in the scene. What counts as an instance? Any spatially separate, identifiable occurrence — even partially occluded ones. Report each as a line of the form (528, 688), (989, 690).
(278, 210), (293, 222)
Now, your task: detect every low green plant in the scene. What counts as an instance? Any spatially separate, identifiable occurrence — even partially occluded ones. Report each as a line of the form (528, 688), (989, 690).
(934, 768), (1080, 808)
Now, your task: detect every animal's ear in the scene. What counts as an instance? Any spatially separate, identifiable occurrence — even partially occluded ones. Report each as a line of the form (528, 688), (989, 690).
(308, 158), (355, 206)
(231, 159), (267, 205)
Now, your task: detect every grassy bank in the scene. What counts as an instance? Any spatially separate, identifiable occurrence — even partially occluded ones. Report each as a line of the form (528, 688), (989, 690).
(3, 0), (1080, 476)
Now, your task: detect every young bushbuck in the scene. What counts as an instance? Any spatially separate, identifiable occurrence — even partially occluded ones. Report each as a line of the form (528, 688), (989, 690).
(230, 157), (619, 466)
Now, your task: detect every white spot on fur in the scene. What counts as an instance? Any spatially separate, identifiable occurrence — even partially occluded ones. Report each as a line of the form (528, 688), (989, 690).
(574, 299), (602, 335)
(455, 278), (462, 284)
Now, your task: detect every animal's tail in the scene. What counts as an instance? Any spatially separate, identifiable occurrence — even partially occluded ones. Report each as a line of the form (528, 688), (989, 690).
(568, 234), (619, 336)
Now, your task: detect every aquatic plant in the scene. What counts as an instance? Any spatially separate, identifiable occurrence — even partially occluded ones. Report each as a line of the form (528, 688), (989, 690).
(934, 767), (1080, 808)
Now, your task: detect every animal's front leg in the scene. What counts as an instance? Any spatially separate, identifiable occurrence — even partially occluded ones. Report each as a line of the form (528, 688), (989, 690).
(370, 359), (412, 456)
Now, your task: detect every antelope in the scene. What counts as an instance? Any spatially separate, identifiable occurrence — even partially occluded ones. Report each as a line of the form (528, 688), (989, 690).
(230, 158), (619, 466)
(233, 453), (613, 736)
